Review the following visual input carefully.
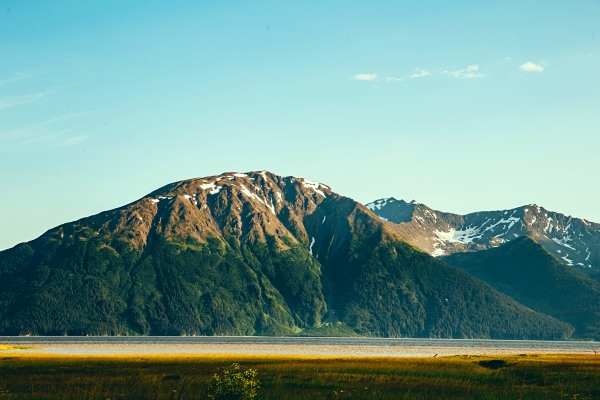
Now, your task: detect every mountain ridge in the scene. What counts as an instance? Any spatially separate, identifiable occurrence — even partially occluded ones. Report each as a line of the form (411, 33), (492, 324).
(0, 171), (575, 339)
(366, 197), (600, 272)
(442, 236), (600, 339)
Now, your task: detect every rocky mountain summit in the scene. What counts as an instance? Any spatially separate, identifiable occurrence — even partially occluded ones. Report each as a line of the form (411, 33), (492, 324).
(366, 198), (600, 272)
(0, 171), (572, 338)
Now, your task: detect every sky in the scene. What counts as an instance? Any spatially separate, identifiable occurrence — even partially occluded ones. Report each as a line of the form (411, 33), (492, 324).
(1, 1), (599, 250)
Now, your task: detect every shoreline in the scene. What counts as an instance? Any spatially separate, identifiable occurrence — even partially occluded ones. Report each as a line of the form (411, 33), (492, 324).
(2, 336), (599, 357)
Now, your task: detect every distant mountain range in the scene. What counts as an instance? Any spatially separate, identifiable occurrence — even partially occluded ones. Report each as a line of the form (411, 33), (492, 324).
(366, 198), (600, 273)
(1, 171), (598, 339)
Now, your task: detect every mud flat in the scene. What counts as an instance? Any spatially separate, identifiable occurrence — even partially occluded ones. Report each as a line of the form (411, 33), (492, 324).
(1, 336), (598, 356)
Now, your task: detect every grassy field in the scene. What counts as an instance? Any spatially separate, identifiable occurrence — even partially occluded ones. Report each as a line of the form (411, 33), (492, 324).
(0, 352), (599, 399)
(0, 345), (40, 351)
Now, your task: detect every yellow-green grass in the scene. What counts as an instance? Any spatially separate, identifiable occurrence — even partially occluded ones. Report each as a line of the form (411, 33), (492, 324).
(0, 344), (41, 351)
(0, 353), (598, 399)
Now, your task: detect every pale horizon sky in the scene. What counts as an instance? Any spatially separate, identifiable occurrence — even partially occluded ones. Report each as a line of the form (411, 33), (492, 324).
(1, 1), (599, 250)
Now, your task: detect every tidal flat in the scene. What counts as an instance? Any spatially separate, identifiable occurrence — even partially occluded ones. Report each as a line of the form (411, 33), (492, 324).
(0, 352), (599, 399)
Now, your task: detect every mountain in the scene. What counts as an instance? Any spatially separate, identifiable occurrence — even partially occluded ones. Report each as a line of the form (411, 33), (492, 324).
(442, 237), (600, 340)
(0, 171), (573, 338)
(366, 198), (600, 273)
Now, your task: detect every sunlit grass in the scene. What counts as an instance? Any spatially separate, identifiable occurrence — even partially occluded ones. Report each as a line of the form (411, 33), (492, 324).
(0, 353), (598, 399)
(0, 344), (41, 350)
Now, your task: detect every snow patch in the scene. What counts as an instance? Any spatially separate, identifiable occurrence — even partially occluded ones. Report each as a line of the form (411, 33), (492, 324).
(267, 195), (276, 215)
(424, 209), (437, 221)
(153, 196), (173, 203)
(434, 226), (483, 244)
(240, 184), (273, 213)
(585, 247), (591, 261)
(483, 214), (520, 235)
(200, 182), (223, 195)
(240, 184), (259, 201)
(233, 173), (248, 177)
(561, 254), (574, 266)
(302, 179), (326, 197)
(552, 236), (576, 251)
(432, 247), (446, 257)
(366, 198), (390, 211)
(545, 218), (554, 233)
(309, 237), (315, 255)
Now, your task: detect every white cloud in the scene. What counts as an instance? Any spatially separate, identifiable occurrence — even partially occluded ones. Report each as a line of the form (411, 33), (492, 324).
(519, 61), (546, 72)
(350, 73), (377, 81)
(409, 69), (431, 79)
(386, 68), (431, 83)
(443, 65), (486, 79)
(359, 64), (489, 84)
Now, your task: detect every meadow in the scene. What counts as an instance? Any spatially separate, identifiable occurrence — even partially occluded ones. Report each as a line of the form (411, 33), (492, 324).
(0, 352), (599, 399)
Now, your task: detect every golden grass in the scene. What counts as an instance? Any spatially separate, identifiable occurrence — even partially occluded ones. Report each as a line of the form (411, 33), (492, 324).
(0, 344), (41, 351)
(0, 353), (598, 399)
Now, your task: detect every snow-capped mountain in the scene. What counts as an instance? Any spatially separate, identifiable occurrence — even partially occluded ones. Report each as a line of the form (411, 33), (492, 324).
(0, 171), (573, 339)
(366, 198), (600, 271)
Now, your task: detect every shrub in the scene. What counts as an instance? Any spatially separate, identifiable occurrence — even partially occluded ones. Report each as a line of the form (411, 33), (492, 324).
(207, 363), (260, 400)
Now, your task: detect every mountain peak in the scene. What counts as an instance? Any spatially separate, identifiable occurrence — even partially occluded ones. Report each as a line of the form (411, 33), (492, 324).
(0, 172), (577, 339)
(367, 198), (600, 272)
(149, 170), (332, 199)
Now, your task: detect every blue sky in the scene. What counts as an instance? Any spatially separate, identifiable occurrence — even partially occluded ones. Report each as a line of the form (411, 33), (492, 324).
(1, 1), (599, 250)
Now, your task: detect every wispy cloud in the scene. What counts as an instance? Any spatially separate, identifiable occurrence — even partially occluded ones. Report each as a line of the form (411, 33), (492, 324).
(519, 61), (546, 72)
(0, 113), (83, 141)
(353, 63), (490, 85)
(442, 65), (486, 79)
(1, 111), (95, 150)
(57, 135), (88, 147)
(1, 129), (88, 149)
(386, 68), (431, 83)
(350, 73), (378, 81)
(0, 72), (48, 110)
(0, 74), (93, 151)
(409, 69), (431, 79)
(0, 92), (50, 111)
(0, 71), (38, 87)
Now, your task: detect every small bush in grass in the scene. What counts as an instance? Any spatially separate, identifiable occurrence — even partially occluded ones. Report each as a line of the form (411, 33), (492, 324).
(207, 363), (259, 400)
